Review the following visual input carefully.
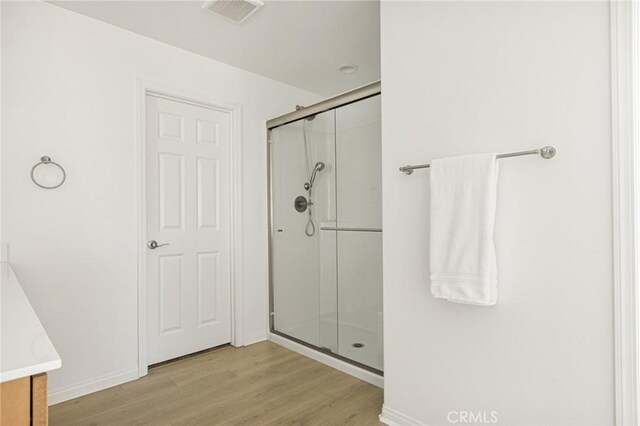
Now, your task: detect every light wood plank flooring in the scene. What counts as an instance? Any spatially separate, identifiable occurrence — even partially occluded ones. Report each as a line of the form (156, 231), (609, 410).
(50, 341), (383, 425)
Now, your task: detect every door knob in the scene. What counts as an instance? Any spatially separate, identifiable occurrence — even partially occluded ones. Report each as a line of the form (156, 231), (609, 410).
(147, 240), (169, 250)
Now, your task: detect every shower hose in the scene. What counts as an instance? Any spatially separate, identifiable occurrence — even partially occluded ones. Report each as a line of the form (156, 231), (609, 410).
(303, 120), (316, 237)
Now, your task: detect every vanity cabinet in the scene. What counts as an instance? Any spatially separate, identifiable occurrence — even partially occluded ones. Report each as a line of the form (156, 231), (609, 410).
(0, 373), (48, 426)
(1, 262), (60, 426)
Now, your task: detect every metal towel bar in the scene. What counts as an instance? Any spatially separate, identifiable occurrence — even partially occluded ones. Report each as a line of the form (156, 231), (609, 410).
(320, 227), (382, 233)
(399, 146), (556, 175)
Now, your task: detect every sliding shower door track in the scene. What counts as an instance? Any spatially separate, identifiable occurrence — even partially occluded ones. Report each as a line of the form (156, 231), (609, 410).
(267, 81), (380, 130)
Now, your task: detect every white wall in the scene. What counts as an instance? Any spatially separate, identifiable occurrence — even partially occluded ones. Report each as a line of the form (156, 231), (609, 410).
(1, 1), (319, 401)
(0, 0), (2, 255)
(381, 2), (614, 425)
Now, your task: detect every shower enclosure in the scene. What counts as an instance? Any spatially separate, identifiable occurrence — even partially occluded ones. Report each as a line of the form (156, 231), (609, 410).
(267, 82), (382, 373)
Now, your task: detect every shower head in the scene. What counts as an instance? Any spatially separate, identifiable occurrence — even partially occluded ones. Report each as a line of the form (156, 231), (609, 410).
(308, 161), (325, 189)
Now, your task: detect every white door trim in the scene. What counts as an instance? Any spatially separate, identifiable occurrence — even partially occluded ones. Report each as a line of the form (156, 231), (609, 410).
(611, 1), (640, 424)
(135, 79), (244, 377)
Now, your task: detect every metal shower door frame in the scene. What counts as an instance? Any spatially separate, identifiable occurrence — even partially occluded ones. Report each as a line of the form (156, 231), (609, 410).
(266, 80), (382, 375)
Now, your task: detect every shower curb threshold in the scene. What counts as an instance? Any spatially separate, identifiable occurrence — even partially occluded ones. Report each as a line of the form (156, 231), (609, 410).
(268, 332), (383, 388)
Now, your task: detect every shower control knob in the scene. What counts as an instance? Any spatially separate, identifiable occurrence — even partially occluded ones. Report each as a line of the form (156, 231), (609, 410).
(294, 196), (308, 213)
(304, 182), (310, 190)
(147, 240), (170, 250)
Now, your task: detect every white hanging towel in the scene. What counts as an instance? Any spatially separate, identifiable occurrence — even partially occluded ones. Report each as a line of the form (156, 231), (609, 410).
(429, 153), (499, 306)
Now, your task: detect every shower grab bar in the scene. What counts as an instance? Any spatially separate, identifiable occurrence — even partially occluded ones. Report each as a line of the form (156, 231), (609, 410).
(399, 146), (556, 175)
(320, 227), (382, 233)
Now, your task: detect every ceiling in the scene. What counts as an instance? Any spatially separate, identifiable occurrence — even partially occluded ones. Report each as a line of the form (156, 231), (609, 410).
(51, 0), (381, 96)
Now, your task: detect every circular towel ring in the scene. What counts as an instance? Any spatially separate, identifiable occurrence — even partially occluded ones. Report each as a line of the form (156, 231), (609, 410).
(31, 156), (66, 189)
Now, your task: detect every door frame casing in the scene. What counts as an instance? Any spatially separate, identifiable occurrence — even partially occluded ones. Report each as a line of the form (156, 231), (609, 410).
(611, 1), (640, 424)
(135, 79), (244, 377)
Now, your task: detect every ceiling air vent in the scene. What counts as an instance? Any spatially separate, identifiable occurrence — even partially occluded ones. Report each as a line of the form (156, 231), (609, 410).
(201, 0), (264, 24)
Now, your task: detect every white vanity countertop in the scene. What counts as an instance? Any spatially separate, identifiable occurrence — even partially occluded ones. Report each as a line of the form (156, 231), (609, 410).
(1, 262), (61, 383)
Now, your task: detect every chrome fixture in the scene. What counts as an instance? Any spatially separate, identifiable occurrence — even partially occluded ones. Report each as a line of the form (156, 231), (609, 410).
(147, 240), (170, 250)
(294, 196), (309, 213)
(300, 115), (324, 236)
(320, 226), (382, 233)
(307, 161), (325, 190)
(399, 146), (557, 175)
(31, 155), (66, 189)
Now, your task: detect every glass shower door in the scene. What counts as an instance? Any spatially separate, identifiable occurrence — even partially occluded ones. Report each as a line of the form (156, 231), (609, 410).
(269, 92), (382, 373)
(334, 95), (382, 371)
(270, 109), (338, 352)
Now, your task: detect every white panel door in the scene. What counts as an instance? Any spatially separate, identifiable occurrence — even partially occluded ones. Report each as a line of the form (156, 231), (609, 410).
(146, 94), (231, 365)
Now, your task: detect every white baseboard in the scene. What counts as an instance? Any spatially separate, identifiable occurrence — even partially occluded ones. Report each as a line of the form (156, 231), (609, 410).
(268, 332), (383, 388)
(379, 405), (426, 426)
(49, 368), (139, 406)
(243, 332), (268, 346)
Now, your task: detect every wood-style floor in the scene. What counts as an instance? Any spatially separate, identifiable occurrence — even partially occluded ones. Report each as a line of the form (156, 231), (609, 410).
(50, 341), (384, 425)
